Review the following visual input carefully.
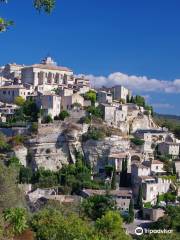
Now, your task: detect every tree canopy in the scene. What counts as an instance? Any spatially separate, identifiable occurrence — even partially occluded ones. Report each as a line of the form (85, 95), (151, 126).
(0, 0), (56, 32)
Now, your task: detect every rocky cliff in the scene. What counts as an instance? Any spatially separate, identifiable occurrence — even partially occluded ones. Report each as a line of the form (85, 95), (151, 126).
(26, 122), (86, 171)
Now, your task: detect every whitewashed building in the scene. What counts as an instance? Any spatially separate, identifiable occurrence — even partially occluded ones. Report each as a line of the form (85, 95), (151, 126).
(111, 85), (131, 102)
(158, 142), (180, 157)
(34, 92), (61, 118)
(97, 91), (112, 104)
(0, 85), (33, 103)
(21, 57), (73, 92)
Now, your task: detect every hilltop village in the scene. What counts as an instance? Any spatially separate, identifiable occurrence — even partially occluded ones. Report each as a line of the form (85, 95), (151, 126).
(0, 57), (180, 238)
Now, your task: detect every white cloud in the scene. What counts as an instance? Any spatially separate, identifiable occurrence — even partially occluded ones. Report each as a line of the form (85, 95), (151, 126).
(78, 72), (180, 93)
(151, 103), (174, 109)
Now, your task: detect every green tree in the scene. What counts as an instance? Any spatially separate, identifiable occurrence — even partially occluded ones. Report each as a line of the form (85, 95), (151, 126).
(59, 110), (70, 120)
(0, 0), (55, 32)
(127, 199), (134, 223)
(120, 158), (128, 187)
(0, 162), (25, 212)
(166, 206), (180, 232)
(84, 90), (96, 106)
(84, 128), (106, 141)
(135, 95), (145, 107)
(87, 106), (103, 119)
(82, 195), (116, 220)
(15, 96), (26, 106)
(3, 208), (28, 236)
(19, 166), (33, 184)
(42, 114), (53, 123)
(137, 185), (143, 216)
(131, 137), (145, 146)
(156, 193), (160, 207)
(23, 98), (40, 122)
(0, 132), (10, 152)
(7, 156), (21, 168)
(95, 211), (131, 240)
(31, 208), (94, 240)
(111, 167), (116, 190)
(105, 165), (114, 178)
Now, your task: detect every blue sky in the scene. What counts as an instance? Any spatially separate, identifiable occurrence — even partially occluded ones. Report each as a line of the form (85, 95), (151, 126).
(0, 0), (180, 115)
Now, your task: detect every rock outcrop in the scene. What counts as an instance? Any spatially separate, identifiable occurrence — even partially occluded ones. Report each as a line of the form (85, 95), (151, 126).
(26, 122), (85, 171)
(83, 136), (130, 173)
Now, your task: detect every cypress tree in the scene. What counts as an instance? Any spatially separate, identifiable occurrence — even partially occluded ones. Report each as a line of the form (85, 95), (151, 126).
(137, 185), (143, 217)
(156, 192), (160, 207)
(124, 157), (128, 187)
(128, 199), (134, 223)
(111, 167), (116, 190)
(120, 160), (125, 187)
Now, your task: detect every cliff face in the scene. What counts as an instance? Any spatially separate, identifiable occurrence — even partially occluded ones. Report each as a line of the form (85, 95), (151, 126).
(26, 122), (85, 171)
(130, 114), (158, 133)
(82, 136), (130, 173)
(14, 113), (158, 171)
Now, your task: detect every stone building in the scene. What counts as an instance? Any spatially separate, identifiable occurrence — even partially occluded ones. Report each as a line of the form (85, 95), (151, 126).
(0, 85), (33, 103)
(111, 85), (131, 102)
(74, 76), (90, 94)
(34, 92), (61, 118)
(100, 103), (127, 126)
(134, 129), (170, 143)
(2, 63), (23, 80)
(143, 160), (165, 175)
(108, 152), (131, 173)
(175, 160), (180, 180)
(61, 92), (84, 110)
(131, 162), (171, 204)
(143, 208), (165, 221)
(0, 103), (19, 120)
(81, 188), (132, 212)
(158, 142), (180, 157)
(21, 57), (73, 92)
(97, 91), (113, 104)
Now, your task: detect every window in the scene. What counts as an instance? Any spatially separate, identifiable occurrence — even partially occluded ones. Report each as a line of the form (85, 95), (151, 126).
(3, 91), (6, 94)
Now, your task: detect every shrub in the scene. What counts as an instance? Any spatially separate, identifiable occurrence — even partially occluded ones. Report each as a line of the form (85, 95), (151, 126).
(83, 128), (106, 141)
(59, 110), (70, 120)
(42, 115), (53, 123)
(86, 106), (103, 119)
(7, 157), (21, 167)
(30, 122), (38, 134)
(131, 137), (145, 146)
(9, 135), (24, 147)
(82, 195), (116, 220)
(15, 96), (25, 107)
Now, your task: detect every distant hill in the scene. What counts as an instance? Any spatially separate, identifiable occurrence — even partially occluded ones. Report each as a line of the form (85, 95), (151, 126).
(155, 113), (180, 121)
(153, 113), (180, 139)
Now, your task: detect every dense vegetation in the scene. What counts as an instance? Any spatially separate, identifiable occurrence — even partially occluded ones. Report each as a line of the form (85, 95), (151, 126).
(131, 137), (145, 146)
(84, 90), (97, 106)
(0, 206), (131, 240)
(128, 95), (153, 115)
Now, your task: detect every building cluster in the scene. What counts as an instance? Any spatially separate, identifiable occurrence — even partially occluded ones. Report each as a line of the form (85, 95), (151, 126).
(1, 57), (180, 221)
(0, 56), (91, 120)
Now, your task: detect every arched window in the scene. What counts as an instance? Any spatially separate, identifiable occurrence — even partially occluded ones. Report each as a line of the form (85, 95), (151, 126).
(38, 71), (44, 85)
(47, 72), (53, 84)
(54, 73), (59, 83)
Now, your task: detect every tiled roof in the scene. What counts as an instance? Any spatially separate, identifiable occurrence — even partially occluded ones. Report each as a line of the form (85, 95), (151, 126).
(25, 64), (72, 72)
(109, 152), (128, 158)
(82, 188), (132, 197)
(0, 84), (25, 89)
